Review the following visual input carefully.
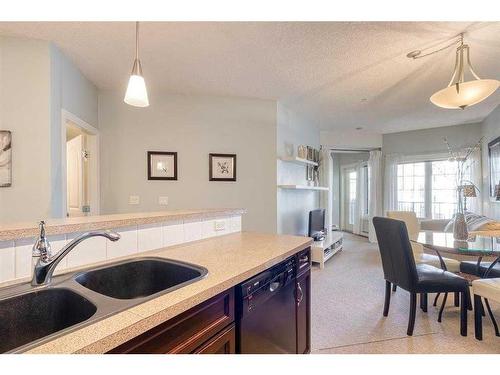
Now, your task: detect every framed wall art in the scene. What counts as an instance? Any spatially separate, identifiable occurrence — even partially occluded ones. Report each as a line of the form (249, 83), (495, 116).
(209, 153), (236, 182)
(147, 151), (177, 180)
(0, 130), (12, 187)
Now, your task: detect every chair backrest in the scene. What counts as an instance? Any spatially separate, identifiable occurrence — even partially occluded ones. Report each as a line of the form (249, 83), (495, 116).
(386, 211), (420, 241)
(372, 216), (418, 291)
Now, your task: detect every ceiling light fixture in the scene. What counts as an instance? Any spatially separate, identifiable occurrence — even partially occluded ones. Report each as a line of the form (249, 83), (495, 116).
(408, 33), (499, 110)
(124, 22), (149, 107)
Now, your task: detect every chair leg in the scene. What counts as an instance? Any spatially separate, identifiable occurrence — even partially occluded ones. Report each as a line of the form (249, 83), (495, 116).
(484, 298), (500, 337)
(407, 292), (417, 336)
(454, 292), (460, 307)
(433, 293), (440, 307)
(474, 295), (483, 340)
(460, 291), (467, 337)
(420, 293), (428, 312)
(392, 284), (397, 292)
(438, 292), (448, 323)
(383, 280), (391, 317)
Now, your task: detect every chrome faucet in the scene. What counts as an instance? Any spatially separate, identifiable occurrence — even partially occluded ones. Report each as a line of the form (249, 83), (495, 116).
(31, 221), (120, 286)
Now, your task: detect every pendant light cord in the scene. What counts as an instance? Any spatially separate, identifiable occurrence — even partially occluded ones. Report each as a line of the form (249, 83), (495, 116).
(409, 33), (463, 60)
(135, 21), (139, 60)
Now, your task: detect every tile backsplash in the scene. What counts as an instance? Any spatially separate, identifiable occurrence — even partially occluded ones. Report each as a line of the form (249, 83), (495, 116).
(0, 215), (242, 284)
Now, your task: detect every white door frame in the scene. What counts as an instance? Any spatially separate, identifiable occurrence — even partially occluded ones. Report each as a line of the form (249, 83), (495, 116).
(61, 109), (100, 217)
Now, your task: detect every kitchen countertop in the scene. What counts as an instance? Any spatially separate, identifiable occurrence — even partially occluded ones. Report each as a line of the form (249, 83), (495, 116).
(0, 208), (245, 241)
(22, 231), (311, 354)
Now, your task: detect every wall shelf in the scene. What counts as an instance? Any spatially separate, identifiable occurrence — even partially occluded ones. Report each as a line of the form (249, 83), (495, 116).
(279, 156), (318, 167)
(277, 185), (329, 191)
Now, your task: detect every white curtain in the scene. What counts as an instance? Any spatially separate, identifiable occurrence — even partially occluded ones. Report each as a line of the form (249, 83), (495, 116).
(368, 150), (383, 243)
(384, 153), (401, 214)
(464, 147), (482, 214)
(352, 162), (364, 235)
(319, 148), (333, 234)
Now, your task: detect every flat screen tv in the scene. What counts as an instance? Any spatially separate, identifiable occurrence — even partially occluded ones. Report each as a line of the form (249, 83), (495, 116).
(308, 209), (325, 241)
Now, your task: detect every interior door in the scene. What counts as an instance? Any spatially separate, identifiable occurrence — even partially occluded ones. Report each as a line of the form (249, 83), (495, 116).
(342, 168), (357, 232)
(67, 135), (84, 217)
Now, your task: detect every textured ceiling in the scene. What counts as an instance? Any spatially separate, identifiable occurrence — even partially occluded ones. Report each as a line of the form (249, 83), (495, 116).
(0, 21), (499, 133)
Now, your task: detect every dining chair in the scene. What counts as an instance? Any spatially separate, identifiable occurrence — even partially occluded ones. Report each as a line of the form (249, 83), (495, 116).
(472, 278), (500, 340)
(460, 261), (500, 278)
(373, 216), (469, 336)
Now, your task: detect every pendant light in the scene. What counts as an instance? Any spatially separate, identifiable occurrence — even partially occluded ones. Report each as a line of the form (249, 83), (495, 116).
(124, 22), (149, 107)
(429, 34), (499, 109)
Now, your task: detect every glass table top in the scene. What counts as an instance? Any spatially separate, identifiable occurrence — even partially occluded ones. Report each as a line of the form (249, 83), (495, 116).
(415, 231), (500, 256)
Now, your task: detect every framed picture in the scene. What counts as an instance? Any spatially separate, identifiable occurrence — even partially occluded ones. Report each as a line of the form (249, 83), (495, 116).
(209, 153), (236, 181)
(488, 136), (500, 200)
(147, 151), (177, 180)
(0, 130), (12, 187)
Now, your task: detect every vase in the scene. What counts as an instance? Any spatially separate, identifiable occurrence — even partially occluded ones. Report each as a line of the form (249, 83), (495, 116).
(453, 212), (468, 241)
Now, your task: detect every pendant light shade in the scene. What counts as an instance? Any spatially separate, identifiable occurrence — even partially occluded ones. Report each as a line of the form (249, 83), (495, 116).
(124, 22), (149, 107)
(430, 34), (499, 109)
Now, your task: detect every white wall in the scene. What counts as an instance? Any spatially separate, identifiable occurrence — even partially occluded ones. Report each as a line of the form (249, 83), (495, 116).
(98, 91), (277, 233)
(277, 103), (320, 235)
(481, 104), (500, 220)
(49, 45), (98, 218)
(382, 122), (483, 155)
(0, 37), (52, 222)
(321, 129), (383, 149)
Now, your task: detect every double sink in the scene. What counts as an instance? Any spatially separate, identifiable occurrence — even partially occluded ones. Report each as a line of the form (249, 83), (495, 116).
(0, 257), (208, 353)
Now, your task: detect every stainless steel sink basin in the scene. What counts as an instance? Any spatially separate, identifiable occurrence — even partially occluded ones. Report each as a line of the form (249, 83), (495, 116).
(0, 257), (207, 352)
(0, 288), (96, 353)
(75, 258), (207, 299)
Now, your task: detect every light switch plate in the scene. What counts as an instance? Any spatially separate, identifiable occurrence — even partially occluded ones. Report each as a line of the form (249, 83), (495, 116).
(214, 220), (226, 231)
(158, 196), (169, 206)
(129, 195), (140, 205)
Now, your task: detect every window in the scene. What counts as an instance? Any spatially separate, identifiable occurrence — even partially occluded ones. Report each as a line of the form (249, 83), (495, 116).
(363, 164), (369, 215)
(348, 170), (357, 225)
(396, 159), (462, 219)
(397, 162), (425, 218)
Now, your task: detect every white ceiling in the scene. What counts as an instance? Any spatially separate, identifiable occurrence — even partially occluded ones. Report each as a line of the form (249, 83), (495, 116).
(0, 21), (499, 133)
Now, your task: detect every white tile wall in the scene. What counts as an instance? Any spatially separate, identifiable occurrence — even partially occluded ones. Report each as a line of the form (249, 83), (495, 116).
(163, 220), (184, 247)
(106, 226), (138, 259)
(66, 233), (107, 269)
(138, 223), (163, 252)
(0, 241), (15, 283)
(184, 218), (203, 242)
(0, 215), (242, 284)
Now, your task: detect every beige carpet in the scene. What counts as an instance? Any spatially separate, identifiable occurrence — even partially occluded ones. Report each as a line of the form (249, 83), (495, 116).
(311, 233), (500, 354)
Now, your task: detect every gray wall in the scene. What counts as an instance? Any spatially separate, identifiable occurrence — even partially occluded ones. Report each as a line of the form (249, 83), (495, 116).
(481, 104), (500, 220)
(382, 122), (483, 155)
(0, 37), (52, 222)
(98, 91), (277, 233)
(276, 103), (320, 236)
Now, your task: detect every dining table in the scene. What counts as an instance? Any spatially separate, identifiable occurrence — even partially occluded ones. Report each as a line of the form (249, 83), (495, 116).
(412, 231), (500, 327)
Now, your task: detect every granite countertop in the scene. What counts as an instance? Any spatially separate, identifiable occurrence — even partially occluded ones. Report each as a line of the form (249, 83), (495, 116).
(23, 231), (311, 354)
(0, 208), (246, 241)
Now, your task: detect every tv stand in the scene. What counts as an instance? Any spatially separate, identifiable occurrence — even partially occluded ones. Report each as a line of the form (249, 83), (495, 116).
(311, 232), (343, 269)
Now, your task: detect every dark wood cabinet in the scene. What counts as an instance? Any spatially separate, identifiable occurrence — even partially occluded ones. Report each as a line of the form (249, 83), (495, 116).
(108, 289), (234, 354)
(192, 323), (235, 354)
(296, 269), (311, 354)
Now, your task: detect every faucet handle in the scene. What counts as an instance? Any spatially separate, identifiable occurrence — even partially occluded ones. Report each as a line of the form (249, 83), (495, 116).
(33, 220), (52, 258)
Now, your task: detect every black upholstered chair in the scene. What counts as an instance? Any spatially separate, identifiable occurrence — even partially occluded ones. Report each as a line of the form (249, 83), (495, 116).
(460, 261), (500, 278)
(373, 217), (470, 336)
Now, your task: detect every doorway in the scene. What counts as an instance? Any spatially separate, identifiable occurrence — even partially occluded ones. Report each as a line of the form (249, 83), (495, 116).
(342, 167), (357, 232)
(62, 110), (99, 217)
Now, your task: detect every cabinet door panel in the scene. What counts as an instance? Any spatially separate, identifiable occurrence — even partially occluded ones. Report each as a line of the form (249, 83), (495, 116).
(193, 324), (235, 354)
(296, 270), (311, 354)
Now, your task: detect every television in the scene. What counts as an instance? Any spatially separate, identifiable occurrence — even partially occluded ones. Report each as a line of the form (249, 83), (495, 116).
(308, 209), (325, 241)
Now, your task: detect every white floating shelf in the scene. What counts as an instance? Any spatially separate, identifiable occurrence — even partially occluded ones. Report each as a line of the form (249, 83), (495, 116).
(278, 185), (329, 191)
(279, 156), (318, 167)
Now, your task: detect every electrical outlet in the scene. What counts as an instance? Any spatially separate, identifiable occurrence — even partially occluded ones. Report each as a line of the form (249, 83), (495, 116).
(159, 196), (169, 206)
(214, 220), (226, 231)
(129, 195), (140, 205)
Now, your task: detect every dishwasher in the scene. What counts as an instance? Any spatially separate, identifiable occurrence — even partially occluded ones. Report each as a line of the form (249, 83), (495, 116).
(236, 257), (297, 354)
